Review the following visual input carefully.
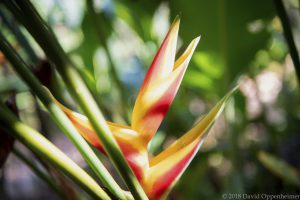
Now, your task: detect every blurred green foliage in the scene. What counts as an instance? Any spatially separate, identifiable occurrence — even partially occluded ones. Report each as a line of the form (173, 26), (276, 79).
(0, 0), (300, 199)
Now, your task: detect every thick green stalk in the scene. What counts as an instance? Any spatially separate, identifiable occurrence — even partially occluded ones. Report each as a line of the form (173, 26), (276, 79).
(0, 31), (126, 200)
(6, 1), (148, 199)
(12, 148), (65, 199)
(274, 0), (300, 86)
(0, 105), (110, 200)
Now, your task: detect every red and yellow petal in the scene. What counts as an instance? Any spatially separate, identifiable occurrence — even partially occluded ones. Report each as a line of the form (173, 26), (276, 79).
(52, 96), (149, 180)
(140, 17), (180, 91)
(132, 36), (200, 143)
(143, 87), (238, 200)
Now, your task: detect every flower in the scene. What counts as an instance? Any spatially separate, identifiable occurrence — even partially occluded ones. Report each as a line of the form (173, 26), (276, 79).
(53, 18), (236, 200)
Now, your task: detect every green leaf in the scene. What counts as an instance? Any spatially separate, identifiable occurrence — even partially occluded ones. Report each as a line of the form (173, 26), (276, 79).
(258, 151), (300, 187)
(170, 0), (275, 94)
(0, 105), (111, 199)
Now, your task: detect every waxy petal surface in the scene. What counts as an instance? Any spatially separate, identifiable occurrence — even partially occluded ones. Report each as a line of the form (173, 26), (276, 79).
(131, 18), (180, 141)
(143, 88), (237, 200)
(53, 99), (148, 180)
(132, 35), (200, 143)
(140, 18), (180, 90)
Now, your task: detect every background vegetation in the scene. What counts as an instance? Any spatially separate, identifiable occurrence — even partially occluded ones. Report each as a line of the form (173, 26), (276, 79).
(0, 0), (299, 199)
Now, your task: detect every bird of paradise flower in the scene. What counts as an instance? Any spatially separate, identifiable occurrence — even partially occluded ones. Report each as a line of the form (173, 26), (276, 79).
(53, 17), (237, 200)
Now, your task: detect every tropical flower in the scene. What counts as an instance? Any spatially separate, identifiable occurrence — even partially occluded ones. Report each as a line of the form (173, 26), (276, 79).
(53, 18), (236, 200)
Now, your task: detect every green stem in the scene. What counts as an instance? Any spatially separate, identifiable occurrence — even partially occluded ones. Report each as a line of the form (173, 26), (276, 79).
(0, 6), (38, 64)
(0, 105), (110, 200)
(77, 67), (113, 120)
(0, 30), (126, 200)
(86, 0), (129, 122)
(12, 148), (66, 199)
(6, 1), (148, 199)
(274, 0), (300, 86)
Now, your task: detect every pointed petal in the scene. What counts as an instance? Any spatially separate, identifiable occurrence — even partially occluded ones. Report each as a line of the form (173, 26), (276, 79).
(53, 98), (103, 149)
(142, 17), (180, 89)
(52, 97), (149, 180)
(143, 87), (238, 200)
(132, 37), (200, 143)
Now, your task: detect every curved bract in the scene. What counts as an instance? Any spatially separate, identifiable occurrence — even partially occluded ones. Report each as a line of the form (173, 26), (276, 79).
(53, 18), (237, 200)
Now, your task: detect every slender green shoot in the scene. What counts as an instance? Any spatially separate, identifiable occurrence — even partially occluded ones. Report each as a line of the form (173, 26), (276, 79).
(0, 105), (111, 200)
(0, 30), (126, 200)
(5, 1), (148, 199)
(86, 0), (129, 122)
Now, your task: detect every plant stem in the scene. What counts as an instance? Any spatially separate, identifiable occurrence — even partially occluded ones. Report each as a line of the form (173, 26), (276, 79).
(12, 148), (66, 199)
(6, 1), (148, 199)
(77, 66), (113, 120)
(0, 30), (125, 200)
(86, 0), (129, 122)
(274, 0), (300, 86)
(0, 105), (111, 200)
(0, 6), (38, 64)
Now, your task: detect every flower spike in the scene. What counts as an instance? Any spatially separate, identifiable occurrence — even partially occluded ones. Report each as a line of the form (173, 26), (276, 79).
(50, 17), (237, 200)
(132, 18), (200, 143)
